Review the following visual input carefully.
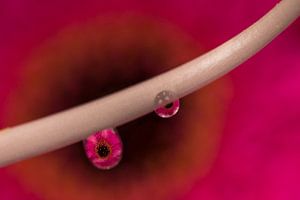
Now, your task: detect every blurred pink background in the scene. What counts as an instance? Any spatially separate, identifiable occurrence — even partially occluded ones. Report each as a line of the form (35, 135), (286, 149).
(0, 0), (300, 199)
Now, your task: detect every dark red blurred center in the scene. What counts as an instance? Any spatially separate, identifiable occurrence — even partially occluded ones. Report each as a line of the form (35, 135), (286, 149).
(4, 16), (228, 200)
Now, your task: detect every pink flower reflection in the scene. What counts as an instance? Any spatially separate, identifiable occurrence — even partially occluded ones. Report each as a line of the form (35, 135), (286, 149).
(155, 100), (180, 118)
(83, 129), (123, 170)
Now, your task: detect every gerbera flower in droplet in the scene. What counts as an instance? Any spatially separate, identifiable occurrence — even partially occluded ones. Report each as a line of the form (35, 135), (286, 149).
(83, 129), (123, 170)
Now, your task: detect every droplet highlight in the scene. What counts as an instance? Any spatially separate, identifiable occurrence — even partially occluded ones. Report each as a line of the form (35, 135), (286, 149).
(83, 128), (123, 170)
(154, 90), (180, 118)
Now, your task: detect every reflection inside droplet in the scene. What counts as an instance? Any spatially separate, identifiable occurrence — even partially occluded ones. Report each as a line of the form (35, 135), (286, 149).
(154, 90), (180, 118)
(83, 129), (123, 170)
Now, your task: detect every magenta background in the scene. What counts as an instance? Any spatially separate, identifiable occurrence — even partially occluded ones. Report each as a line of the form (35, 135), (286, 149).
(1, 0), (300, 199)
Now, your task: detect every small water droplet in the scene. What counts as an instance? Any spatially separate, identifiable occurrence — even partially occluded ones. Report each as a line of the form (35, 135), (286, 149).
(83, 129), (123, 170)
(154, 90), (180, 118)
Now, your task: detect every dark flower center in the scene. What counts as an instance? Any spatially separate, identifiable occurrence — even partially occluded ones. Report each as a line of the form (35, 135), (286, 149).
(164, 103), (173, 109)
(97, 144), (111, 158)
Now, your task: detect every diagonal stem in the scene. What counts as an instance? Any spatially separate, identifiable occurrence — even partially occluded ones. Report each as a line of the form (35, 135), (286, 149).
(0, 0), (299, 167)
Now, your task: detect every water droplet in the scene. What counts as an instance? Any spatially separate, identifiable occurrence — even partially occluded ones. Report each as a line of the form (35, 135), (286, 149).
(83, 128), (123, 170)
(154, 90), (180, 118)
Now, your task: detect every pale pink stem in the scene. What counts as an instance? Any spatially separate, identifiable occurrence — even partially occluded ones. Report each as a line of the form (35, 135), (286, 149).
(0, 0), (299, 167)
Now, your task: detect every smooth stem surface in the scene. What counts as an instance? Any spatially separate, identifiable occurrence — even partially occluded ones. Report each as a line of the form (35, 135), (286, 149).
(0, 0), (299, 167)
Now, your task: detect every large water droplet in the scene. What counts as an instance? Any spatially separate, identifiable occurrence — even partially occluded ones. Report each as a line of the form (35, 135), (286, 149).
(83, 129), (123, 170)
